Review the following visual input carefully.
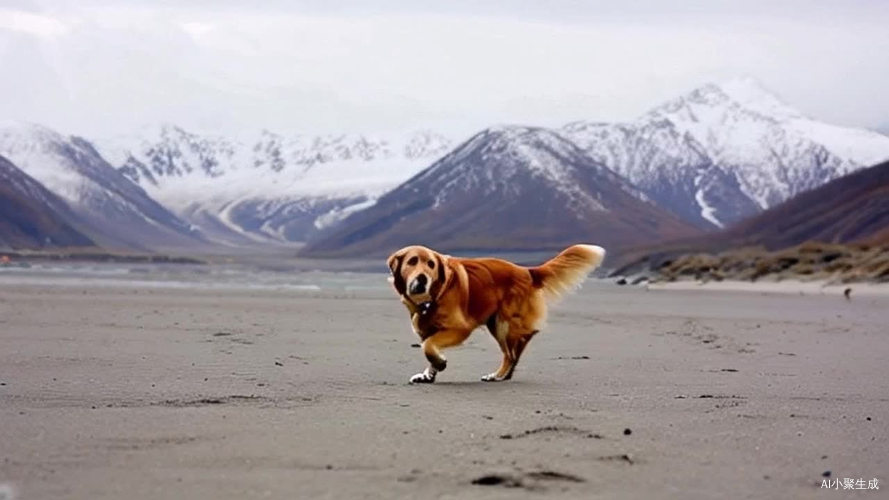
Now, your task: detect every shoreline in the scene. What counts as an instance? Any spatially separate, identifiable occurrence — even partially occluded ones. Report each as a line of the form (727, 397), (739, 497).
(646, 278), (889, 296)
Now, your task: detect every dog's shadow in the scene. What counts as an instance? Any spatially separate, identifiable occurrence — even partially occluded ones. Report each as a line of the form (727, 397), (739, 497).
(412, 380), (539, 389)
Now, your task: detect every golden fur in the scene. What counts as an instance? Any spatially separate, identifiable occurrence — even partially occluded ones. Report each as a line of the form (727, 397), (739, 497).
(387, 244), (606, 383)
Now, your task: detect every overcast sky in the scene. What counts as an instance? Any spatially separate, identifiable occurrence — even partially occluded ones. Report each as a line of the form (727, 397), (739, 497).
(1, 0), (887, 138)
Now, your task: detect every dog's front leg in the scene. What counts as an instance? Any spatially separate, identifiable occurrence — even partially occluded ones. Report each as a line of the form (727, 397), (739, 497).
(409, 328), (472, 384)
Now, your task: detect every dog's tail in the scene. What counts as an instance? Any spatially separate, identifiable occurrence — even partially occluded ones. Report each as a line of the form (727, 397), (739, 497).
(529, 244), (606, 301)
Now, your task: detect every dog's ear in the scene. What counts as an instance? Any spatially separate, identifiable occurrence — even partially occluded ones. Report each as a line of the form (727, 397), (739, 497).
(431, 252), (455, 301)
(386, 248), (408, 295)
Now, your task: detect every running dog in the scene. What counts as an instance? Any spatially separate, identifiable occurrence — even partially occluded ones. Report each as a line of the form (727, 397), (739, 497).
(387, 244), (605, 383)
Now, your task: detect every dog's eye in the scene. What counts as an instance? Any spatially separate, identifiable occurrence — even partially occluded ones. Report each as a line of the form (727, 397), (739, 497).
(427, 260), (435, 269)
(407, 256), (418, 266)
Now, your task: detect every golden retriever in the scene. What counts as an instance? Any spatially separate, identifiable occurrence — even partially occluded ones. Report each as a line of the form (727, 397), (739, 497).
(387, 244), (605, 383)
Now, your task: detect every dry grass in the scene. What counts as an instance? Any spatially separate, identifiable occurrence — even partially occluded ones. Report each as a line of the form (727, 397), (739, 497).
(654, 241), (889, 284)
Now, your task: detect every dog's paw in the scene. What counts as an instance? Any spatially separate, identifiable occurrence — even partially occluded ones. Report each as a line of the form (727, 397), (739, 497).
(409, 368), (436, 384)
(481, 372), (505, 382)
(409, 372), (435, 384)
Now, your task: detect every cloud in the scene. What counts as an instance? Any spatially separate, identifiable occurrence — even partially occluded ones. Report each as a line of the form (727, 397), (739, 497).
(0, 2), (887, 138)
(0, 8), (68, 37)
(180, 21), (214, 39)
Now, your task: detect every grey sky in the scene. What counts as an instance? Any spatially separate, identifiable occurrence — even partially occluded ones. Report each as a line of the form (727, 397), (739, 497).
(1, 1), (887, 138)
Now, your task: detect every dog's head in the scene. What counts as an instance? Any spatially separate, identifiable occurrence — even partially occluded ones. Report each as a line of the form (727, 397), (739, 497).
(387, 245), (452, 303)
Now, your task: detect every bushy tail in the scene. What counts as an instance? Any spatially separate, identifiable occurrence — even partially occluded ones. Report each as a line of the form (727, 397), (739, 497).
(529, 244), (606, 301)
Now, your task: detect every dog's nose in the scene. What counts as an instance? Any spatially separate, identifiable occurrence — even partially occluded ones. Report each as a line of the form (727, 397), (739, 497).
(409, 274), (428, 295)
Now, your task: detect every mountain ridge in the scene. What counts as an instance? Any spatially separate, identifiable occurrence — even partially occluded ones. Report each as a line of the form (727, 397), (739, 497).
(96, 125), (455, 244)
(612, 159), (889, 276)
(300, 125), (702, 257)
(97, 78), (889, 244)
(0, 154), (95, 250)
(562, 77), (889, 230)
(0, 122), (207, 252)
(4, 78), (888, 254)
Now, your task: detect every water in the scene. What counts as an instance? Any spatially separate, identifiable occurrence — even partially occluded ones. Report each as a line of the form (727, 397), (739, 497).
(0, 261), (391, 292)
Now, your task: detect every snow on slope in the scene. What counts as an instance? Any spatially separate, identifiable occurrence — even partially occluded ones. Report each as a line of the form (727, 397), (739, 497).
(418, 125), (611, 215)
(97, 126), (454, 242)
(0, 121), (203, 250)
(720, 77), (889, 166)
(300, 125), (700, 257)
(0, 121), (87, 203)
(0, 154), (95, 248)
(563, 77), (889, 228)
(88, 77), (889, 243)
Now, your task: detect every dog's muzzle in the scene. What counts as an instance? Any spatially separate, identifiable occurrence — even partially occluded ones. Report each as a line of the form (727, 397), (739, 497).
(408, 274), (428, 295)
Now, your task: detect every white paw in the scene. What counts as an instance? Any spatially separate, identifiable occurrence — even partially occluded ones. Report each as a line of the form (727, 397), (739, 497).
(409, 368), (436, 384)
(481, 373), (504, 382)
(409, 372), (435, 384)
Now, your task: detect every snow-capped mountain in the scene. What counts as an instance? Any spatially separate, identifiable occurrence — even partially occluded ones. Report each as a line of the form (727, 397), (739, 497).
(300, 126), (701, 257)
(98, 126), (454, 243)
(563, 77), (889, 228)
(0, 122), (205, 251)
(94, 78), (889, 246)
(0, 154), (95, 249)
(6, 77), (882, 254)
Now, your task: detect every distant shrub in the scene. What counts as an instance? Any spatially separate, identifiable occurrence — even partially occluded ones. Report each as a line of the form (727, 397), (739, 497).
(651, 241), (888, 284)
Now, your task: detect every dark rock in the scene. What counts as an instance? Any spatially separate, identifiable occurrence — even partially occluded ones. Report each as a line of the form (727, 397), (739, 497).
(471, 474), (522, 487)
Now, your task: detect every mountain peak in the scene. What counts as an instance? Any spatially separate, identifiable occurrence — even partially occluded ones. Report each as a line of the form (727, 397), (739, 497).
(717, 76), (770, 96)
(0, 120), (67, 145)
(471, 125), (577, 153)
(469, 125), (555, 145)
(563, 75), (889, 231)
(714, 77), (802, 120)
(652, 77), (803, 123)
(484, 124), (543, 135)
(439, 125), (586, 179)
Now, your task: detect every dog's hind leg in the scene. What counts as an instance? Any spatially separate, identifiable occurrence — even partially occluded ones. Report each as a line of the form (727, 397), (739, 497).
(481, 351), (514, 382)
(503, 330), (538, 380)
(410, 328), (472, 384)
(483, 318), (540, 382)
(492, 293), (546, 381)
(481, 315), (515, 382)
